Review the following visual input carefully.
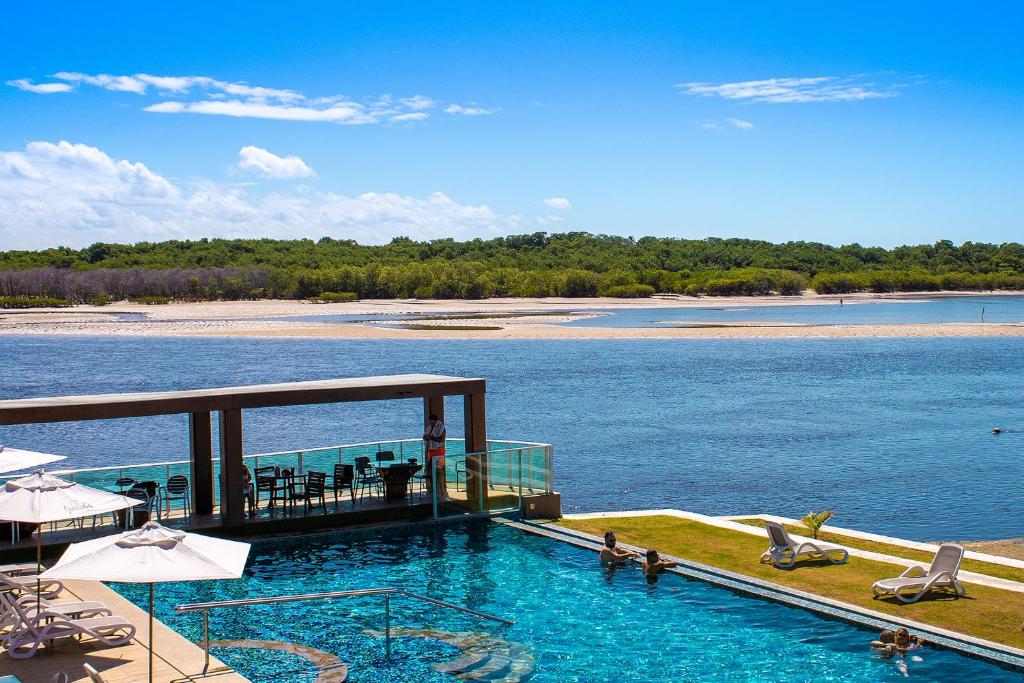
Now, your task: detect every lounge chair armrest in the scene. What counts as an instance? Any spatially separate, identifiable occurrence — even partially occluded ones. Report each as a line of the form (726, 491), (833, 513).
(898, 565), (926, 578)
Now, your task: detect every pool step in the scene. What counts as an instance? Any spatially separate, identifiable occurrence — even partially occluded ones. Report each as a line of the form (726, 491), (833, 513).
(435, 650), (491, 674)
(454, 643), (535, 682)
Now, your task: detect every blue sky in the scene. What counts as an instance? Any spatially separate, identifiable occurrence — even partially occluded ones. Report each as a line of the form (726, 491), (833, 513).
(1, 2), (1021, 249)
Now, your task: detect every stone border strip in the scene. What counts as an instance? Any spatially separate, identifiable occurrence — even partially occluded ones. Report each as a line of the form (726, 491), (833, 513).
(565, 509), (1024, 593)
(502, 516), (1024, 672)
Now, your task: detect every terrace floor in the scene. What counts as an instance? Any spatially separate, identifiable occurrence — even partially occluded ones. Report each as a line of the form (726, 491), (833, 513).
(0, 580), (249, 683)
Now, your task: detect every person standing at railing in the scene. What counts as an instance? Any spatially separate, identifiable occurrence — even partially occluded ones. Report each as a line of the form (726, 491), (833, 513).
(423, 414), (447, 499)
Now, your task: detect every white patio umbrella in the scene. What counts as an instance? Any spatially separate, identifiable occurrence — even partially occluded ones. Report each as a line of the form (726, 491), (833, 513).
(0, 446), (67, 475)
(42, 521), (251, 683)
(0, 470), (140, 612)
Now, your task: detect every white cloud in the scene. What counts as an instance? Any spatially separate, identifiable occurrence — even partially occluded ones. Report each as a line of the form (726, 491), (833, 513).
(6, 79), (74, 94)
(445, 104), (497, 116)
(400, 95), (436, 110)
(727, 117), (753, 129)
(677, 76), (900, 103)
(0, 140), (507, 248)
(544, 197), (572, 210)
(8, 71), (491, 126)
(391, 112), (429, 122)
(236, 146), (315, 179)
(699, 121), (721, 130)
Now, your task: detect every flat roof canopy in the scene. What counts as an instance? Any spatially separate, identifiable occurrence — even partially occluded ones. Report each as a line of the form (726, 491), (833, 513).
(0, 374), (485, 425)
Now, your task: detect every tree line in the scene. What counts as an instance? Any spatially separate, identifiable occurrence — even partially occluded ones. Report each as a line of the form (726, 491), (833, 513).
(0, 233), (1022, 302)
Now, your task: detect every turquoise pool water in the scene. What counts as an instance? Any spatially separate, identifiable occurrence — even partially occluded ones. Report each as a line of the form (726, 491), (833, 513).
(113, 521), (1020, 682)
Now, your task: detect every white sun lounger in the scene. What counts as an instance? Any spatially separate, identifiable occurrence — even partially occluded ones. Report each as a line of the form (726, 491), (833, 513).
(83, 664), (107, 682)
(1, 593), (112, 631)
(759, 520), (849, 568)
(0, 562), (40, 576)
(0, 571), (63, 598)
(872, 543), (967, 603)
(0, 592), (135, 659)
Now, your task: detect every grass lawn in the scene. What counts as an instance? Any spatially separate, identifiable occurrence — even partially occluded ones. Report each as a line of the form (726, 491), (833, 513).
(559, 515), (1024, 650)
(731, 518), (1024, 584)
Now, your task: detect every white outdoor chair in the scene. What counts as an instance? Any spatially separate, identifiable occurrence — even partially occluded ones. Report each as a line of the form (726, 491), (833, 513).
(759, 520), (849, 568)
(0, 592), (135, 659)
(872, 543), (967, 603)
(0, 570), (63, 598)
(1, 593), (112, 630)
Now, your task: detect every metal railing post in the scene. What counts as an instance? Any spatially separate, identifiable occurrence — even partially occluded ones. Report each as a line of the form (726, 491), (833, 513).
(432, 459), (440, 520)
(517, 449), (524, 503)
(297, 451), (304, 474)
(203, 608), (210, 674)
(385, 592), (392, 661)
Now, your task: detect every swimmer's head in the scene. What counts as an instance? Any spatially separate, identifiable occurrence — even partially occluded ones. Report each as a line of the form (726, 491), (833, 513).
(646, 549), (659, 563)
(879, 630), (895, 644)
(894, 628), (910, 645)
(603, 532), (616, 548)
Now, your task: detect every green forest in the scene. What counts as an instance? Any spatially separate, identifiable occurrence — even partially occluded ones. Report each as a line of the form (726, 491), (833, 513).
(1, 233), (1023, 303)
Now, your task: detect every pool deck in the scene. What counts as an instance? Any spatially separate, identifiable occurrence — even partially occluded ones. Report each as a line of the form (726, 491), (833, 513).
(0, 580), (248, 683)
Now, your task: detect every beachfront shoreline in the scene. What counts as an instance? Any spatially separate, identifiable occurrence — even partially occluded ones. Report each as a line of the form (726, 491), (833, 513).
(1, 292), (1022, 340)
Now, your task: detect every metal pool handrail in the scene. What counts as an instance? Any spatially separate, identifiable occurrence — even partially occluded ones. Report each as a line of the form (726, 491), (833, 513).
(175, 587), (514, 672)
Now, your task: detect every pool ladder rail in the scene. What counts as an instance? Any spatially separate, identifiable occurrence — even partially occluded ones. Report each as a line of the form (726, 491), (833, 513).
(175, 587), (515, 675)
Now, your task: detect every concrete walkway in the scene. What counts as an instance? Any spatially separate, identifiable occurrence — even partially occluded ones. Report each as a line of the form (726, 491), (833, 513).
(0, 580), (248, 683)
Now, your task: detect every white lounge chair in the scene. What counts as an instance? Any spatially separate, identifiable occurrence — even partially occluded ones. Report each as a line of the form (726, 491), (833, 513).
(872, 543), (967, 603)
(0, 570), (63, 598)
(759, 520), (849, 568)
(1, 593), (112, 631)
(0, 562), (40, 576)
(0, 592), (135, 659)
(84, 664), (107, 683)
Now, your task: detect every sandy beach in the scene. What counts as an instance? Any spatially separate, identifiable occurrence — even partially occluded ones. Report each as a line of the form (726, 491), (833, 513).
(1, 292), (1022, 340)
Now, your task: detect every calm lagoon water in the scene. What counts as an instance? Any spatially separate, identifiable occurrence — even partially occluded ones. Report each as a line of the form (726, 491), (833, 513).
(567, 295), (1024, 328)
(1, 333), (1021, 541)
(114, 521), (1020, 682)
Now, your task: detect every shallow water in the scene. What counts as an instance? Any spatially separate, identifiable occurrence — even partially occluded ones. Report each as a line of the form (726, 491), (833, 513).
(566, 295), (1024, 327)
(114, 522), (1021, 683)
(1, 334), (1021, 540)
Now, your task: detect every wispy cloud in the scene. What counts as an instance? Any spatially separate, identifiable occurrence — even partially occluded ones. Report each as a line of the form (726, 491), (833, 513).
(445, 104), (497, 116)
(8, 71), (493, 126)
(726, 117), (753, 129)
(6, 79), (73, 94)
(236, 146), (315, 179)
(544, 197), (572, 209)
(677, 76), (901, 103)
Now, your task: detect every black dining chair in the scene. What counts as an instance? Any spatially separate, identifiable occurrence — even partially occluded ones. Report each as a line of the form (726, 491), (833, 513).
(354, 456), (381, 500)
(331, 463), (355, 506)
(165, 475), (191, 520)
(375, 450), (396, 465)
(302, 471), (327, 512)
(114, 476), (136, 494)
(254, 466), (277, 508)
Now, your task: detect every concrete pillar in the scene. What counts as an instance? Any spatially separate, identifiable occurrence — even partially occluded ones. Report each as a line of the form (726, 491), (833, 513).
(218, 408), (245, 527)
(188, 411), (215, 516)
(464, 392), (487, 512)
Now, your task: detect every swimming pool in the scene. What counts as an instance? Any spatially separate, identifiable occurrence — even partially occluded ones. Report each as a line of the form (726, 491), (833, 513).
(112, 521), (1020, 682)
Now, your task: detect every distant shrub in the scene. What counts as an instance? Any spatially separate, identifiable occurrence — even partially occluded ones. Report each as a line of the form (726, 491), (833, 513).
(800, 510), (835, 539)
(129, 295), (171, 305)
(811, 273), (861, 294)
(310, 291), (358, 303)
(605, 284), (655, 298)
(89, 294), (112, 306)
(0, 296), (72, 309)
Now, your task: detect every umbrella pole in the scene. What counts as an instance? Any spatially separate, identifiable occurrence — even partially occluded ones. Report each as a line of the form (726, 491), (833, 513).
(36, 526), (42, 615)
(149, 582), (155, 683)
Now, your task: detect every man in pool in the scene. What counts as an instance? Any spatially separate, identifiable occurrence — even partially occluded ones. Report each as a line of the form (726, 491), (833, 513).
(599, 532), (641, 564)
(642, 549), (678, 579)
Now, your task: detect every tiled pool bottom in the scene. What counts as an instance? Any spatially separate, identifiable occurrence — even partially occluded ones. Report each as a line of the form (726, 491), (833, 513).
(112, 521), (1021, 682)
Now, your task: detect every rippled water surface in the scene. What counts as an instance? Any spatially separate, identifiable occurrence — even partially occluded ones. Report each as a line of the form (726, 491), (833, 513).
(113, 522), (1020, 683)
(1, 333), (1022, 540)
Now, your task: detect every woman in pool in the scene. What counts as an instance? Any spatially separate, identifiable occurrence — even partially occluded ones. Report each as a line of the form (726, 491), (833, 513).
(642, 549), (678, 581)
(599, 532), (640, 565)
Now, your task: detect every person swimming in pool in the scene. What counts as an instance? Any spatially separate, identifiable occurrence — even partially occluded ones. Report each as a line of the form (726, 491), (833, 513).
(642, 549), (678, 581)
(599, 532), (641, 565)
